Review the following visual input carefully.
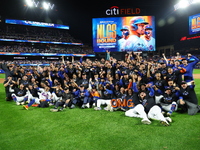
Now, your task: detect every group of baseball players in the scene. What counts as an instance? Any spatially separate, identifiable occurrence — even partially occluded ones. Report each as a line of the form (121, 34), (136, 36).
(1, 51), (200, 126)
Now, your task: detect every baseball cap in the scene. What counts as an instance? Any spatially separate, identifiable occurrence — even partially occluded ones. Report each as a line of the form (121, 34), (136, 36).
(165, 87), (171, 90)
(130, 17), (149, 25)
(120, 25), (129, 31)
(145, 25), (153, 30)
(180, 81), (187, 85)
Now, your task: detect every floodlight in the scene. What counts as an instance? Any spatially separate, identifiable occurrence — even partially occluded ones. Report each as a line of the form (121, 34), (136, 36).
(191, 0), (200, 3)
(43, 2), (49, 10)
(179, 0), (190, 8)
(26, 0), (33, 7)
(175, 0), (200, 10)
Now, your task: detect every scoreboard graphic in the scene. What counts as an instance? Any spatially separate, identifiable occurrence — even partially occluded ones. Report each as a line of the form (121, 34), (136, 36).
(189, 13), (200, 35)
(92, 16), (155, 52)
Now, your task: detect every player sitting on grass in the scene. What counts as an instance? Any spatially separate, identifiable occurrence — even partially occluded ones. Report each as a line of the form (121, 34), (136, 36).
(94, 83), (114, 111)
(23, 84), (52, 110)
(10, 83), (29, 105)
(159, 87), (179, 117)
(70, 84), (90, 109)
(125, 86), (172, 126)
(50, 87), (73, 112)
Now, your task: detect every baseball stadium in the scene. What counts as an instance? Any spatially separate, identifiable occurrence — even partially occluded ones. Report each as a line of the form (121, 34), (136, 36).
(0, 0), (200, 150)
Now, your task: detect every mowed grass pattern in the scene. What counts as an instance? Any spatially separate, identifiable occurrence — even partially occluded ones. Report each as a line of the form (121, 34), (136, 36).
(0, 74), (200, 150)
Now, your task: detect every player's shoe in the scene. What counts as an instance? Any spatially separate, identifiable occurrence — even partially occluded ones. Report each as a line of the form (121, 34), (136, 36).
(162, 111), (166, 115)
(23, 105), (29, 110)
(94, 107), (101, 110)
(104, 106), (110, 111)
(166, 112), (172, 117)
(59, 107), (64, 111)
(85, 103), (90, 108)
(20, 101), (25, 105)
(70, 104), (75, 109)
(141, 119), (151, 125)
(165, 117), (172, 123)
(120, 107), (127, 112)
(50, 108), (58, 112)
(110, 107), (114, 112)
(16, 102), (21, 105)
(49, 103), (54, 106)
(160, 121), (170, 126)
(81, 105), (85, 109)
(32, 104), (39, 107)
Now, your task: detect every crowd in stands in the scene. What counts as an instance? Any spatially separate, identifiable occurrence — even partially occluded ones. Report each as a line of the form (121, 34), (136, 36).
(1, 51), (200, 127)
(0, 44), (94, 54)
(0, 24), (82, 43)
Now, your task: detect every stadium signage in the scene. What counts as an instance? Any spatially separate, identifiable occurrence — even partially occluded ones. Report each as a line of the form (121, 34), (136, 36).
(111, 99), (135, 108)
(189, 13), (200, 35)
(0, 52), (95, 57)
(105, 6), (141, 16)
(180, 35), (200, 41)
(25, 21), (54, 27)
(5, 19), (69, 30)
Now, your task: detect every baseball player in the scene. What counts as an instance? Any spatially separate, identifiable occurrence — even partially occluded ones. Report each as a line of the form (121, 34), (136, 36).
(159, 87), (179, 116)
(23, 84), (52, 110)
(118, 25), (130, 52)
(124, 17), (148, 51)
(141, 25), (155, 51)
(180, 54), (199, 84)
(177, 81), (200, 115)
(125, 89), (171, 126)
(10, 83), (29, 105)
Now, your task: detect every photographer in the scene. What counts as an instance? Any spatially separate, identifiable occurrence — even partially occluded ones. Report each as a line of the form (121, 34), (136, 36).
(3, 75), (17, 101)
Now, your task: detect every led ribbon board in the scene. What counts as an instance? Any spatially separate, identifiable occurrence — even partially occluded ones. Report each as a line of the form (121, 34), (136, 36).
(5, 19), (69, 30)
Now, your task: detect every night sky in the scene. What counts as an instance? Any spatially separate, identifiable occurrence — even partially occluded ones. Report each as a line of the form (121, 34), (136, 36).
(0, 0), (198, 47)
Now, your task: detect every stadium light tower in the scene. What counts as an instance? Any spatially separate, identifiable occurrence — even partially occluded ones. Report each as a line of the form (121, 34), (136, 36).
(26, 0), (34, 7)
(174, 0), (200, 10)
(179, 0), (190, 8)
(192, 0), (200, 3)
(43, 2), (49, 10)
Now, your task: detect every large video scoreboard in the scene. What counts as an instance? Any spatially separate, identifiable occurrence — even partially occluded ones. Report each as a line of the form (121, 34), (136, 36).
(92, 16), (155, 52)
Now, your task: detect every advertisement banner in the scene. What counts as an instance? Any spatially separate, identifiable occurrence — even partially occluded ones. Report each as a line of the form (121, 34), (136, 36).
(189, 13), (200, 35)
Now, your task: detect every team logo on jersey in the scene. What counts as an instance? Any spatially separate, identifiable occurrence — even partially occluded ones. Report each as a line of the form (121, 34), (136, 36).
(183, 91), (189, 96)
(149, 45), (154, 50)
(17, 91), (24, 96)
(164, 97), (172, 103)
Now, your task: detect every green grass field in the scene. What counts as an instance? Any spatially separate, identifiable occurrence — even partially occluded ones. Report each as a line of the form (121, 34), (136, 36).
(193, 69), (200, 74)
(0, 72), (200, 150)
